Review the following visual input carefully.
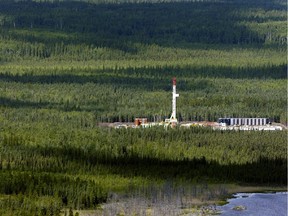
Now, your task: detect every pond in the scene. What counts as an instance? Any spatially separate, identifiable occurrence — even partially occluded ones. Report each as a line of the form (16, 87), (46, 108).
(102, 183), (287, 216)
(219, 192), (287, 216)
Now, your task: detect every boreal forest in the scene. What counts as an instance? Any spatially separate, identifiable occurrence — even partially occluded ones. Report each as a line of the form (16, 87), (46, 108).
(0, 0), (287, 215)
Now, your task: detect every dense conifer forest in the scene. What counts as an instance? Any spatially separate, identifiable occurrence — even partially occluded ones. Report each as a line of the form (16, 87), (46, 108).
(0, 0), (287, 215)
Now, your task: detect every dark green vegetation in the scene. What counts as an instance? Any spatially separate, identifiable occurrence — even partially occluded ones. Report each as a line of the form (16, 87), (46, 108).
(0, 0), (287, 123)
(0, 128), (287, 215)
(0, 0), (287, 215)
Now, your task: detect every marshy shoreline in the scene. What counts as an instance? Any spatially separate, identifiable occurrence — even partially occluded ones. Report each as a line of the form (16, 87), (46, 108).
(67, 184), (287, 216)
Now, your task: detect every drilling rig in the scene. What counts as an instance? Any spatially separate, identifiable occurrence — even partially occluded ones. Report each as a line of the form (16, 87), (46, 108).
(165, 77), (179, 126)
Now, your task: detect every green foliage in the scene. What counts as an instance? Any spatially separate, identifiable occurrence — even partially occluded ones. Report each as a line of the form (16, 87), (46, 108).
(0, 0), (287, 215)
(0, 67), (286, 123)
(0, 127), (286, 214)
(0, 195), (62, 216)
(0, 0), (286, 62)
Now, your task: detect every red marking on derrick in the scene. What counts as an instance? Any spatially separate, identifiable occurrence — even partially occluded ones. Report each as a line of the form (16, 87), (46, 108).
(172, 77), (176, 85)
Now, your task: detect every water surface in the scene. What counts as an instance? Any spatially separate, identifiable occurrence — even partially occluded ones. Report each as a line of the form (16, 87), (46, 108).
(219, 192), (287, 216)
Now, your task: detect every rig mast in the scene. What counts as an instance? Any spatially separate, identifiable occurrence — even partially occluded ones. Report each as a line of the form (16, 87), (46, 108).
(168, 77), (179, 124)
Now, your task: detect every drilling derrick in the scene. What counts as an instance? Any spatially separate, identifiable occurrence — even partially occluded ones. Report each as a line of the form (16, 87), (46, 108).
(165, 77), (179, 125)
